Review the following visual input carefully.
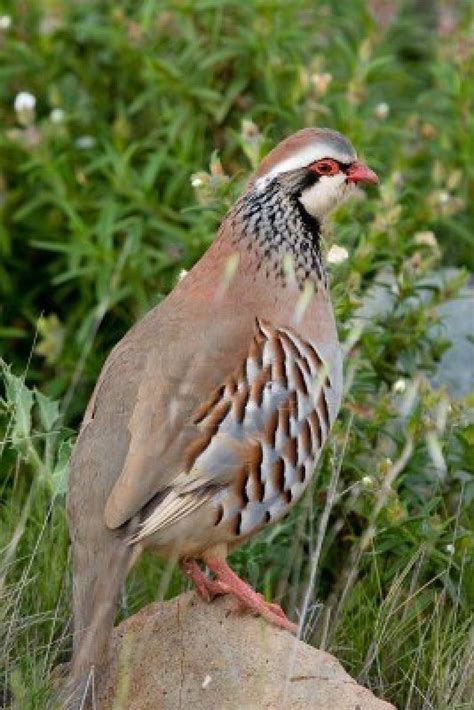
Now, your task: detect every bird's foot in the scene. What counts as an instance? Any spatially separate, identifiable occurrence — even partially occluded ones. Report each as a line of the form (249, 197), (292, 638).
(201, 553), (297, 633)
(181, 558), (223, 602)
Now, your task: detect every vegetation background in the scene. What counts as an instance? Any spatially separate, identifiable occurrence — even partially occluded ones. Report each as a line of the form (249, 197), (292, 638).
(0, 0), (472, 707)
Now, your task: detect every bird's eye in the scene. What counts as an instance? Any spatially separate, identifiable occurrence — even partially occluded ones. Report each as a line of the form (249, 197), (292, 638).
(310, 159), (339, 176)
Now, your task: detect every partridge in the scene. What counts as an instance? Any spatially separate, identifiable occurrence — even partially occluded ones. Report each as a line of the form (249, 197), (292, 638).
(67, 128), (378, 690)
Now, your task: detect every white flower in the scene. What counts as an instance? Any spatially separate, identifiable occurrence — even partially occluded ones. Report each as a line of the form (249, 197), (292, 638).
(14, 91), (36, 113)
(50, 108), (65, 124)
(0, 15), (11, 30)
(241, 119), (260, 140)
(191, 176), (203, 188)
(311, 72), (332, 96)
(414, 230), (438, 249)
(327, 244), (349, 265)
(445, 544), (455, 554)
(393, 378), (406, 394)
(361, 476), (373, 487)
(178, 269), (188, 282)
(75, 135), (96, 149)
(374, 102), (390, 120)
(14, 91), (36, 127)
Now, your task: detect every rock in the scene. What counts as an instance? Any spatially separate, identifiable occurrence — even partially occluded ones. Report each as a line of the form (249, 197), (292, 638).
(97, 592), (395, 709)
(430, 278), (474, 398)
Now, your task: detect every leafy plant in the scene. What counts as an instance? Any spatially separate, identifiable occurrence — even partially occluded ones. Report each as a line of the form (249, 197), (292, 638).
(0, 1), (472, 708)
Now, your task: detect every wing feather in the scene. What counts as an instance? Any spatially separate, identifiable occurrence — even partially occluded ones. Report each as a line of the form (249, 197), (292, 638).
(101, 303), (256, 530)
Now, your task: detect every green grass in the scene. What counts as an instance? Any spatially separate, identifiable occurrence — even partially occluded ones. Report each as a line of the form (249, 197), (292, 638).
(0, 1), (473, 708)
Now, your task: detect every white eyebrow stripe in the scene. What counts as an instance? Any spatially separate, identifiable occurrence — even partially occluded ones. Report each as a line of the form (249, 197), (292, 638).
(256, 142), (356, 186)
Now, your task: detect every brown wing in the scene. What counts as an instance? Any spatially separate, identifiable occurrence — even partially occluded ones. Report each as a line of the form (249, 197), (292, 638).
(96, 301), (257, 530)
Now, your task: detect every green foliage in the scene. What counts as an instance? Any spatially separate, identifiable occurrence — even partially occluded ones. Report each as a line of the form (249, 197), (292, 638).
(0, 1), (473, 708)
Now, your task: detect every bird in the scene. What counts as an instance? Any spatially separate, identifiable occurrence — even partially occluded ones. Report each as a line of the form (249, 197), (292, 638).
(66, 127), (378, 699)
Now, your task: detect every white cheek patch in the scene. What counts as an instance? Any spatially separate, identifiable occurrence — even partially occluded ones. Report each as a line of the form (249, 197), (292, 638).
(299, 174), (353, 217)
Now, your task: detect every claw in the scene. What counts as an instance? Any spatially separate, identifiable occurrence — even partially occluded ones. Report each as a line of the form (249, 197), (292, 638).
(201, 553), (297, 634)
(181, 556), (296, 633)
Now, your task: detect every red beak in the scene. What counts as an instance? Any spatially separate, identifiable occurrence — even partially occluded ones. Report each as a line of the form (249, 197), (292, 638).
(346, 161), (379, 185)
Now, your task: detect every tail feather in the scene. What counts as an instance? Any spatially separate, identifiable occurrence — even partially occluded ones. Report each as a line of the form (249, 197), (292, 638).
(71, 535), (131, 675)
(61, 335), (145, 707)
(63, 463), (133, 709)
(62, 527), (132, 708)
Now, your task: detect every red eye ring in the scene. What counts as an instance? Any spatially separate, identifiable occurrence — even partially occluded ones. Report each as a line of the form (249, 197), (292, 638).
(309, 159), (339, 176)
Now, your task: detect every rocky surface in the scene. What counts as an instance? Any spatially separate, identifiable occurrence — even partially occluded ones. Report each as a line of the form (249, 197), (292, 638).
(97, 592), (395, 709)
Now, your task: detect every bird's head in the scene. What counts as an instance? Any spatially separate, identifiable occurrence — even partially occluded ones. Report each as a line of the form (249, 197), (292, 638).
(251, 127), (378, 221)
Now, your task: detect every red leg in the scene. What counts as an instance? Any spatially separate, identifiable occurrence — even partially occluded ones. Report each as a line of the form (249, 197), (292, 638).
(201, 552), (297, 633)
(180, 559), (223, 602)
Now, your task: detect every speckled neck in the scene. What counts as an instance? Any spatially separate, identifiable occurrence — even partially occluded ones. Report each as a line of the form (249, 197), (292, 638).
(229, 179), (326, 289)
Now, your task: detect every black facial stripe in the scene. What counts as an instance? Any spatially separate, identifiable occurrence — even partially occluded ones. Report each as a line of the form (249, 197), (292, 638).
(295, 196), (321, 235)
(338, 161), (352, 173)
(298, 171), (320, 191)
